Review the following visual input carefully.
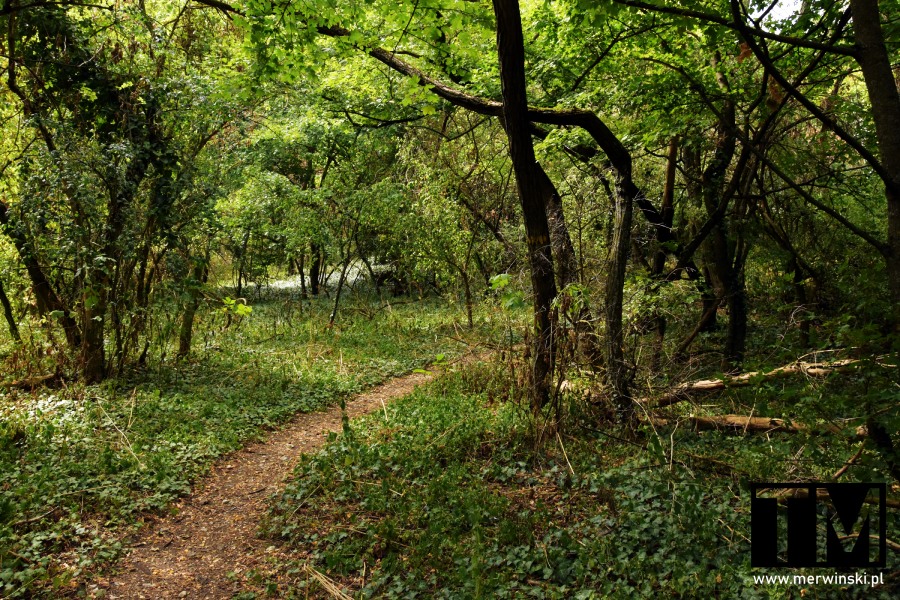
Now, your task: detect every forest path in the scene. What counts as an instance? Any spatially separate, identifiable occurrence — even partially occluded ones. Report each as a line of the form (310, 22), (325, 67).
(106, 364), (450, 599)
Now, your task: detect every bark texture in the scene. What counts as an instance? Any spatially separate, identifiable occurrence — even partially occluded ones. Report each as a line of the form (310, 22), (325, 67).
(492, 0), (558, 409)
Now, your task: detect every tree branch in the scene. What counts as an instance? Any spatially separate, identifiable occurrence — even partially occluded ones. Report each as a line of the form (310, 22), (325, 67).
(610, 0), (858, 57)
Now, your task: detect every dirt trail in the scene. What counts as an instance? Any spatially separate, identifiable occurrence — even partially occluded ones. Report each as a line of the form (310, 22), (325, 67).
(107, 367), (443, 599)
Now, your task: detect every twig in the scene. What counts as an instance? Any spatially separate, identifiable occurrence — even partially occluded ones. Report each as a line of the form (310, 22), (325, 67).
(557, 432), (575, 476)
(424, 421), (463, 449)
(837, 534), (900, 553)
(832, 442), (866, 480)
(303, 563), (353, 600)
(93, 396), (145, 468)
(288, 484), (323, 519)
(12, 507), (57, 528)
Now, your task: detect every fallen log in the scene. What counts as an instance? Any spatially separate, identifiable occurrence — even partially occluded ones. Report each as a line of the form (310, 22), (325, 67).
(759, 485), (900, 511)
(0, 373), (56, 390)
(646, 358), (861, 408)
(650, 414), (807, 433)
(648, 413), (863, 437)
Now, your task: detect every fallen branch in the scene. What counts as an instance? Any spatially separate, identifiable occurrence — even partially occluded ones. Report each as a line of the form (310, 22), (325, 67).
(646, 358), (861, 408)
(838, 534), (900, 553)
(0, 373), (56, 390)
(650, 414), (810, 433)
(682, 451), (747, 474)
(648, 414), (867, 439)
(832, 443), (866, 480)
(303, 563), (353, 600)
(12, 507), (58, 528)
(760, 485), (900, 511)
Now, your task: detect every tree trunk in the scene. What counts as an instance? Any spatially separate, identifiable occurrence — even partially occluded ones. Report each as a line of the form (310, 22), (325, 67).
(846, 0), (900, 476)
(699, 267), (719, 332)
(492, 0), (558, 411)
(460, 267), (474, 329)
(653, 137), (678, 275)
(361, 253), (382, 297)
(0, 277), (20, 342)
(298, 255), (308, 299)
(605, 179), (635, 417)
(328, 259), (351, 328)
(310, 243), (322, 296)
(236, 229), (250, 298)
(537, 167), (578, 288)
(724, 269), (747, 369)
(849, 0), (900, 333)
(80, 296), (106, 383)
(178, 259), (208, 359)
(1, 199), (80, 348)
(699, 98), (745, 370)
(651, 137), (678, 370)
(536, 165), (605, 369)
(790, 258), (811, 347)
(178, 298), (200, 359)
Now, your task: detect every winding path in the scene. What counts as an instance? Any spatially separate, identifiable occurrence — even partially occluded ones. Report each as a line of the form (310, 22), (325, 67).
(106, 367), (442, 599)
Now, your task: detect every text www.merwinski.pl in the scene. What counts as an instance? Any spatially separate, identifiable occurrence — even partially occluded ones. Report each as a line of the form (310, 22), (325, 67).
(753, 573), (884, 587)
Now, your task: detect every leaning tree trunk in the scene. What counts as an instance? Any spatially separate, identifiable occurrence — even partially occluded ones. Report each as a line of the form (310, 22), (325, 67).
(492, 0), (558, 411)
(1, 199), (80, 348)
(0, 277), (20, 341)
(328, 258), (351, 328)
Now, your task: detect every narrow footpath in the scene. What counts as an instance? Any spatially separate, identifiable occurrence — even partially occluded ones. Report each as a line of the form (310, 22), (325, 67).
(107, 368), (441, 599)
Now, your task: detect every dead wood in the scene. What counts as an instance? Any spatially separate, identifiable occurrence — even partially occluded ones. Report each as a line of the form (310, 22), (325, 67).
(0, 373), (56, 390)
(832, 443), (866, 480)
(758, 485), (900, 511)
(648, 414), (868, 439)
(646, 358), (860, 408)
(649, 414), (810, 433)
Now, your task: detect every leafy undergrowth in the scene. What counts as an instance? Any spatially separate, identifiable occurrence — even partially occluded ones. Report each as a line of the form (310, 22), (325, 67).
(0, 289), (487, 598)
(258, 359), (898, 599)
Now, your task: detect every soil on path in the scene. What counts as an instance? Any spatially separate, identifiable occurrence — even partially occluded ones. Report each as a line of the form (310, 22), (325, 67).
(107, 367), (443, 599)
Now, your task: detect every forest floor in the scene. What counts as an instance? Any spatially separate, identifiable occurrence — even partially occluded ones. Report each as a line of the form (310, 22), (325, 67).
(105, 366), (444, 599)
(2, 287), (897, 599)
(0, 286), (489, 599)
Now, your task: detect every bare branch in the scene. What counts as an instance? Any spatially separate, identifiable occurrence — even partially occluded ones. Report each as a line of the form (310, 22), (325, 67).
(610, 0), (858, 57)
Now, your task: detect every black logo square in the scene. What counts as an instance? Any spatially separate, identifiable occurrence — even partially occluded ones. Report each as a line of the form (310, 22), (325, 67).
(750, 482), (887, 568)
